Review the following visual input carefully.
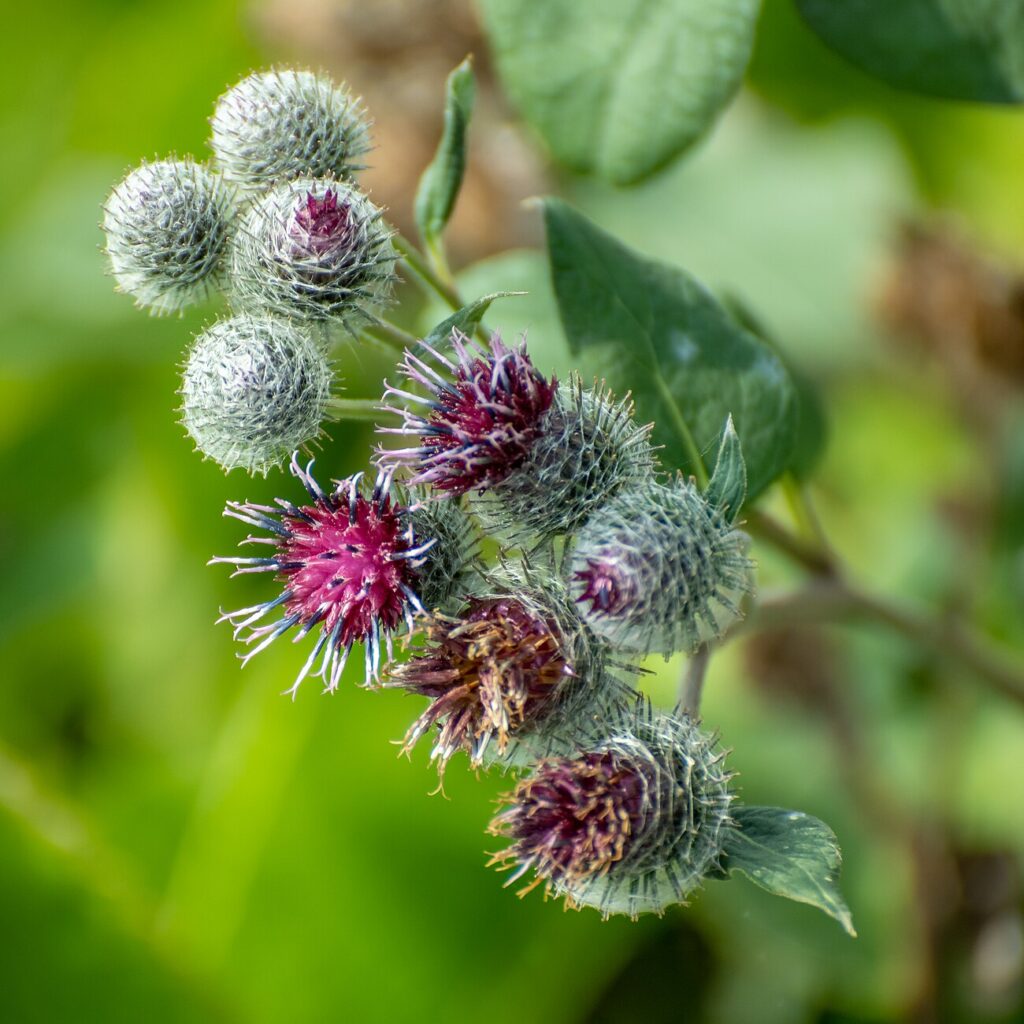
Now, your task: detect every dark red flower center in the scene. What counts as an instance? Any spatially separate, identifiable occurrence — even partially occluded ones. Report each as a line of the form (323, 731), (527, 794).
(290, 189), (354, 257)
(492, 752), (648, 892)
(279, 485), (416, 648)
(573, 554), (637, 617)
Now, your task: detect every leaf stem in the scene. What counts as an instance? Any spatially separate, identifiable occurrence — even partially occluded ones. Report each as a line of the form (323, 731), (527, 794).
(680, 644), (712, 717)
(326, 397), (381, 423)
(365, 318), (419, 352)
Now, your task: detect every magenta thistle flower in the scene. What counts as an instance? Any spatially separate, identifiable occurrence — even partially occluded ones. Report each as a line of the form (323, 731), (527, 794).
(387, 596), (572, 773)
(211, 454), (435, 695)
(378, 330), (558, 495)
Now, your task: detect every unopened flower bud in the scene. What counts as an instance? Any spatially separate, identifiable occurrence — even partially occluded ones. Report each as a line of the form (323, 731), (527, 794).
(229, 179), (396, 327)
(181, 314), (332, 475)
(570, 478), (755, 656)
(489, 706), (733, 918)
(402, 497), (482, 615)
(211, 69), (370, 195)
(103, 159), (233, 315)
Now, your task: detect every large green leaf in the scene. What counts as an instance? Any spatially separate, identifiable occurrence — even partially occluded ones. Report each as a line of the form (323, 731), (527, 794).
(724, 806), (856, 937)
(414, 57), (476, 245)
(478, 0), (761, 185)
(543, 199), (798, 499)
(796, 0), (1024, 103)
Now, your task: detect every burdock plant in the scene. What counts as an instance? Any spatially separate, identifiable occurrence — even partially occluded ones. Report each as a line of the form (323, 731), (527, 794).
(106, 57), (974, 941)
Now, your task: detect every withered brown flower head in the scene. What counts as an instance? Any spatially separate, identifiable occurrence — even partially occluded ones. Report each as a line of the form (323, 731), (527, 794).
(388, 596), (573, 773)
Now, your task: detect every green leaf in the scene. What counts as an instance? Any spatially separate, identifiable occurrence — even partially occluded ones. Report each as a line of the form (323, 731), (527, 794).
(543, 198), (798, 499)
(421, 291), (522, 349)
(706, 416), (746, 518)
(796, 0), (1024, 103)
(723, 806), (857, 937)
(414, 57), (476, 243)
(478, 0), (761, 185)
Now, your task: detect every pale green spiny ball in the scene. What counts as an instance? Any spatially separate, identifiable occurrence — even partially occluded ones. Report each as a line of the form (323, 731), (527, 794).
(569, 477), (755, 656)
(228, 177), (396, 328)
(210, 69), (370, 195)
(181, 314), (333, 475)
(103, 159), (234, 315)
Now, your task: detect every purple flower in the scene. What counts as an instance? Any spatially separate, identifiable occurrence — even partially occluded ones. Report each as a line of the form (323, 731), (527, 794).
(289, 188), (354, 258)
(211, 454), (435, 694)
(378, 331), (557, 496)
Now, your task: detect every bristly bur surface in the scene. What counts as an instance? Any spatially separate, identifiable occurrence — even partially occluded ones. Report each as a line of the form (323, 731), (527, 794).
(180, 314), (333, 475)
(211, 68), (371, 195)
(103, 158), (234, 315)
(229, 177), (396, 328)
(570, 477), (755, 656)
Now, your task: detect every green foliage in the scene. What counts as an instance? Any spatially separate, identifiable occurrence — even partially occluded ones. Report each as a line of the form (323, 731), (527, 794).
(796, 0), (1024, 103)
(543, 197), (799, 499)
(723, 806), (856, 937)
(414, 58), (475, 245)
(478, 0), (761, 184)
(420, 291), (520, 347)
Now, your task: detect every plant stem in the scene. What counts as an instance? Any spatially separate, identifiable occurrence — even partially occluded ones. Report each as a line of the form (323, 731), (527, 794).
(747, 579), (1024, 708)
(326, 397), (381, 423)
(394, 232), (462, 309)
(745, 507), (838, 577)
(366, 318), (419, 352)
(393, 231), (491, 344)
(680, 645), (712, 718)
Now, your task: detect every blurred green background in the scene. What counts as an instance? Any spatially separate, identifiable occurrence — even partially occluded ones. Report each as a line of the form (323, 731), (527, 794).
(2, 1), (1024, 1021)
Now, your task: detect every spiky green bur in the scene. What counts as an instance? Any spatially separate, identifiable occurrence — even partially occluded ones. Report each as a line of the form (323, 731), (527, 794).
(228, 178), (396, 328)
(181, 314), (332, 475)
(473, 378), (655, 542)
(210, 69), (370, 195)
(490, 707), (733, 918)
(103, 159), (234, 315)
(570, 477), (755, 656)
(402, 496), (482, 615)
(386, 564), (633, 776)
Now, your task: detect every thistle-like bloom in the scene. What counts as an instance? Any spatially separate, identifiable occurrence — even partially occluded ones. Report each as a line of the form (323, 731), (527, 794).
(570, 478), (755, 656)
(211, 455), (438, 694)
(230, 178), (396, 327)
(379, 334), (654, 540)
(489, 707), (733, 918)
(210, 69), (370, 195)
(379, 331), (558, 495)
(180, 314), (333, 475)
(387, 571), (625, 775)
(103, 159), (234, 314)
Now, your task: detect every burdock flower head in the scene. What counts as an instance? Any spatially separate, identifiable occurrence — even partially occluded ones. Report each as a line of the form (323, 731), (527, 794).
(180, 314), (333, 475)
(386, 567), (626, 776)
(211, 454), (448, 694)
(570, 477), (755, 656)
(229, 177), (396, 328)
(210, 69), (370, 196)
(103, 158), (234, 315)
(489, 705), (734, 918)
(379, 330), (558, 495)
(379, 332), (654, 540)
